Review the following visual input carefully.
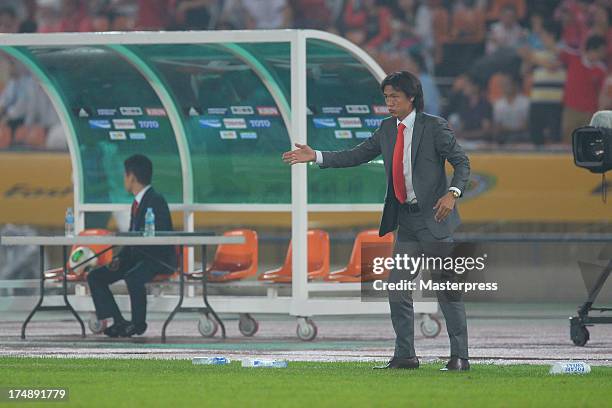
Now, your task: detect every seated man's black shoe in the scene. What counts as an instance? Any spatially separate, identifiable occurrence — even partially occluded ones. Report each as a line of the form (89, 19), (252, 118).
(103, 320), (129, 338)
(119, 322), (147, 337)
(373, 356), (420, 369)
(440, 357), (470, 371)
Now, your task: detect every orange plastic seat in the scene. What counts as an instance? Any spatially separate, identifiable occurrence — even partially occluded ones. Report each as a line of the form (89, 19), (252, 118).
(325, 230), (394, 282)
(13, 125), (28, 144)
(0, 124), (11, 149)
(45, 229), (113, 282)
(206, 229), (258, 282)
(259, 229), (329, 283)
(151, 246), (186, 282)
(25, 126), (46, 148)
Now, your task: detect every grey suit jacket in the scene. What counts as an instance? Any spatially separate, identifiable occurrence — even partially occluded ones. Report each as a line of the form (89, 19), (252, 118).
(319, 112), (470, 239)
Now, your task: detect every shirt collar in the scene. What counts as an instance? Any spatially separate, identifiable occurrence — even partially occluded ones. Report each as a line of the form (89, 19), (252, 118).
(134, 185), (151, 205)
(396, 110), (416, 129)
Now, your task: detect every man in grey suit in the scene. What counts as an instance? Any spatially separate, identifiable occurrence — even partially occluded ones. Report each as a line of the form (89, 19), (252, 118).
(282, 71), (471, 371)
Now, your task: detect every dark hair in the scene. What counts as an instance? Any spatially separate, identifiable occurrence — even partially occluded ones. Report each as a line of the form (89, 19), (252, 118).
(541, 20), (561, 40)
(409, 51), (427, 74)
(380, 71), (425, 112)
(0, 7), (16, 18)
(124, 154), (153, 185)
(586, 35), (607, 51)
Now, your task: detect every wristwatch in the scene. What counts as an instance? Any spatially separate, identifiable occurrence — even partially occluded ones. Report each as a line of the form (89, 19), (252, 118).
(450, 189), (460, 199)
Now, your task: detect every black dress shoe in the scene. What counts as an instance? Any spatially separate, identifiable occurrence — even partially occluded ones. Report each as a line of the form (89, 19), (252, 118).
(373, 356), (420, 369)
(440, 357), (470, 371)
(103, 321), (129, 338)
(119, 323), (147, 337)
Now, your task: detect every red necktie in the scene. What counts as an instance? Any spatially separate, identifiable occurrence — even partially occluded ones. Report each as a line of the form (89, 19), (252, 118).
(131, 199), (139, 217)
(130, 200), (139, 231)
(393, 122), (407, 204)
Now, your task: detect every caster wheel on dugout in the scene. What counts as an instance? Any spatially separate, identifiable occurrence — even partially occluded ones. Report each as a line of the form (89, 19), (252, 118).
(88, 314), (107, 334)
(570, 322), (590, 346)
(296, 317), (317, 341)
(198, 314), (219, 338)
(420, 315), (442, 338)
(238, 313), (259, 337)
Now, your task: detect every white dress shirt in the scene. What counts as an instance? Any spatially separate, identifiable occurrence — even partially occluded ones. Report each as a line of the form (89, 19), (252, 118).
(396, 111), (417, 203)
(315, 112), (462, 200)
(134, 185), (151, 205)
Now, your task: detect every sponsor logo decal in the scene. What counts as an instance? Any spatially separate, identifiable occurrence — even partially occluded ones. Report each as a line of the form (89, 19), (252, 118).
(207, 107), (228, 115)
(240, 131), (258, 139)
(322, 106), (343, 114)
(230, 106), (254, 115)
(257, 106), (279, 116)
(364, 117), (383, 128)
(346, 104), (370, 114)
(129, 132), (146, 140)
(119, 106), (143, 116)
(146, 108), (166, 116)
(112, 119), (136, 130)
(223, 118), (247, 129)
(76, 108), (90, 117)
(335, 130), (352, 139)
(355, 131), (372, 139)
(88, 120), (111, 129)
(373, 105), (389, 115)
(199, 118), (222, 128)
(97, 108), (116, 116)
(249, 119), (271, 128)
(338, 117), (362, 128)
(109, 131), (127, 140)
(187, 107), (200, 116)
(220, 130), (237, 139)
(462, 173), (496, 199)
(138, 120), (159, 129)
(313, 117), (337, 128)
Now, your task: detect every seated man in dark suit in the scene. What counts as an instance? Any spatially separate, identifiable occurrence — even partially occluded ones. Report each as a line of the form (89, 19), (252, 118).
(87, 154), (176, 338)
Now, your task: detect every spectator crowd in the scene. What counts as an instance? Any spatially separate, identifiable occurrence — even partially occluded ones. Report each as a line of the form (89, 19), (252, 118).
(1, 0), (612, 150)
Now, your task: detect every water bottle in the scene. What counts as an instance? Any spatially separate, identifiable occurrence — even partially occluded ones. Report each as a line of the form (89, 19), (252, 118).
(65, 207), (75, 237)
(192, 356), (231, 365)
(144, 208), (155, 237)
(549, 361), (591, 375)
(241, 358), (288, 368)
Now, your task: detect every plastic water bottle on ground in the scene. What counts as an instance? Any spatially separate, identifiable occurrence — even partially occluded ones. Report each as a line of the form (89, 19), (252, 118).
(144, 208), (155, 237)
(241, 358), (288, 368)
(549, 361), (591, 374)
(65, 207), (74, 237)
(192, 357), (231, 365)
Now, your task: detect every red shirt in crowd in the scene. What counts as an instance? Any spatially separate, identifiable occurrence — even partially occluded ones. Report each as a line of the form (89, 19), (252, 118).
(137, 0), (172, 30)
(560, 49), (606, 113)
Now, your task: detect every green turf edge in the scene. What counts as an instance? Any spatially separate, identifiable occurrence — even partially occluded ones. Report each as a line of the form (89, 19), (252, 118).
(1, 357), (611, 408)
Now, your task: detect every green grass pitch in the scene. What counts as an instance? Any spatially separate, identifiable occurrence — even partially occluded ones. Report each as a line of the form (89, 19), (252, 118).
(1, 357), (611, 407)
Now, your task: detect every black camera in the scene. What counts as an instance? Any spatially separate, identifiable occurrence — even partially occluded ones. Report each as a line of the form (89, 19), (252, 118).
(572, 126), (612, 174)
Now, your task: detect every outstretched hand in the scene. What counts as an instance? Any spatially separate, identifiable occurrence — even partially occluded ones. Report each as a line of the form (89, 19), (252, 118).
(282, 143), (316, 165)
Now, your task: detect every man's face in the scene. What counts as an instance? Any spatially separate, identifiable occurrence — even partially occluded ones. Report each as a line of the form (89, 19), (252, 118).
(124, 172), (134, 194)
(501, 76), (514, 96)
(501, 9), (516, 27)
(383, 85), (414, 119)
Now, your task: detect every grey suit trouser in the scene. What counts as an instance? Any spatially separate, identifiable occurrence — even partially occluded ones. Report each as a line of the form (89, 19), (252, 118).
(388, 206), (469, 359)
